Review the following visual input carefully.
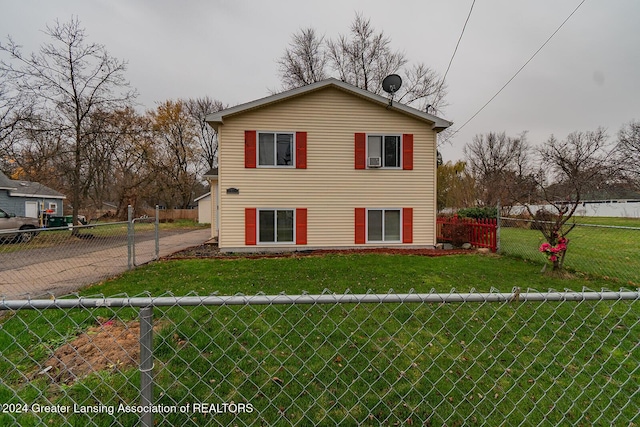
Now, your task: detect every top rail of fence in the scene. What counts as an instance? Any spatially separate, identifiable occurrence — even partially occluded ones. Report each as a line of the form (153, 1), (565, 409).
(1, 289), (638, 310)
(500, 216), (640, 231)
(0, 220), (132, 237)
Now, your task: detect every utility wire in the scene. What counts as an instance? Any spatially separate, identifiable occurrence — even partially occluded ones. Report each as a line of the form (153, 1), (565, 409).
(443, 0), (587, 143)
(435, 0), (476, 104)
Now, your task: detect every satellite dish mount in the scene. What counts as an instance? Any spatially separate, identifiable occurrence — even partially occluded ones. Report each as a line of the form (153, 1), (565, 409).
(382, 74), (402, 108)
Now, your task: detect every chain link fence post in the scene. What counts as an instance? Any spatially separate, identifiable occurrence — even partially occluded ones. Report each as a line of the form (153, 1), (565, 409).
(496, 200), (501, 253)
(127, 205), (133, 270)
(155, 205), (160, 260)
(140, 306), (154, 427)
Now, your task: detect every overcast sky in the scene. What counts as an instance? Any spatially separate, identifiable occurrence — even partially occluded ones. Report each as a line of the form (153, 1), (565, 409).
(2, 0), (639, 162)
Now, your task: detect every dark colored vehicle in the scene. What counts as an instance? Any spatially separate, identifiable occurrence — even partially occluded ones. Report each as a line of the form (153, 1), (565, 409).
(0, 208), (41, 243)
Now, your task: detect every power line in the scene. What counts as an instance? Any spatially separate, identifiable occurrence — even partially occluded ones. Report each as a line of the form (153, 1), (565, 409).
(435, 0), (476, 103)
(443, 0), (587, 144)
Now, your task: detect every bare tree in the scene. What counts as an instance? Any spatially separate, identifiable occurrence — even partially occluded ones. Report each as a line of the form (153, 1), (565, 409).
(184, 97), (226, 170)
(0, 73), (33, 167)
(616, 120), (640, 185)
(464, 131), (532, 208)
(5, 114), (65, 187)
(149, 100), (200, 209)
(538, 128), (614, 212)
(396, 63), (447, 112)
(84, 107), (156, 218)
(278, 28), (328, 89)
(277, 13), (447, 112)
(529, 128), (615, 271)
(327, 14), (406, 93)
(0, 17), (136, 227)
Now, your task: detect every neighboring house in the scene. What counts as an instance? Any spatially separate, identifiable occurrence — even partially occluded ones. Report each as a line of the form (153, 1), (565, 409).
(0, 171), (66, 220)
(203, 168), (219, 236)
(205, 78), (452, 252)
(195, 191), (212, 224)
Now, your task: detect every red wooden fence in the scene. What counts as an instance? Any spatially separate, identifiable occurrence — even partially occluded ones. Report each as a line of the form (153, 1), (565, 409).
(436, 215), (497, 252)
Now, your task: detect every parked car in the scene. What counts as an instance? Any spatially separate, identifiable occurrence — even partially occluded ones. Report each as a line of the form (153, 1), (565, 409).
(0, 208), (40, 243)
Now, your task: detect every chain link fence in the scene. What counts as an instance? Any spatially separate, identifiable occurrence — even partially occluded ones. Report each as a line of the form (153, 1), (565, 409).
(499, 217), (640, 286)
(1, 290), (638, 426)
(0, 215), (157, 299)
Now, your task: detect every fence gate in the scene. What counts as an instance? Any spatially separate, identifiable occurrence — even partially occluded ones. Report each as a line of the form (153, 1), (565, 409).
(127, 205), (160, 269)
(436, 215), (498, 251)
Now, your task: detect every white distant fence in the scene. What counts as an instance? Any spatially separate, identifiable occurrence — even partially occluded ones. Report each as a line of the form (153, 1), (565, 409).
(510, 200), (640, 218)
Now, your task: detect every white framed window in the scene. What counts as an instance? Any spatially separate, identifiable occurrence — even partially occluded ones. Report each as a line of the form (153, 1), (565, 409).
(367, 208), (401, 242)
(48, 202), (58, 215)
(258, 209), (295, 243)
(258, 132), (294, 167)
(367, 135), (401, 168)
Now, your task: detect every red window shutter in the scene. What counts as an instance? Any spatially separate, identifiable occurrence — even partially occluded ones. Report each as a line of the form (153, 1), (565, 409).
(296, 208), (307, 245)
(403, 134), (413, 170)
(355, 133), (366, 169)
(245, 208), (257, 245)
(296, 132), (307, 169)
(355, 208), (366, 244)
(402, 208), (413, 243)
(245, 130), (256, 168)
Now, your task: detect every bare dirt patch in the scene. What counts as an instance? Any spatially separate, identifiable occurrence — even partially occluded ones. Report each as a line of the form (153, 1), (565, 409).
(41, 318), (140, 384)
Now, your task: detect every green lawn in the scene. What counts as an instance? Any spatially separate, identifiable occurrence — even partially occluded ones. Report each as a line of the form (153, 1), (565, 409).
(1, 254), (638, 426)
(572, 216), (640, 227)
(500, 216), (640, 285)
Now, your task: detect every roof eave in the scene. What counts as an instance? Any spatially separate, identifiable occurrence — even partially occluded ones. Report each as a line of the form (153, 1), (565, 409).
(9, 192), (66, 199)
(205, 78), (453, 131)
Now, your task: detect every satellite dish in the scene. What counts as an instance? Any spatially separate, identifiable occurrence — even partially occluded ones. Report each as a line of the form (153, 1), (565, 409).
(382, 74), (402, 95)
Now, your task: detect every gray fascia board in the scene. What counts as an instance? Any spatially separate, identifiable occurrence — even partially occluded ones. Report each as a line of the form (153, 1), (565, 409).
(205, 78), (453, 132)
(9, 191), (66, 199)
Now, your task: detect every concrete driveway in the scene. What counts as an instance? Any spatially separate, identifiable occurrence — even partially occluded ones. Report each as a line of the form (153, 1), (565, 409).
(0, 228), (211, 299)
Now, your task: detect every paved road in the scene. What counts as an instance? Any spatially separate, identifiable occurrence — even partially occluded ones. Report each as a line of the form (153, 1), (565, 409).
(0, 228), (211, 299)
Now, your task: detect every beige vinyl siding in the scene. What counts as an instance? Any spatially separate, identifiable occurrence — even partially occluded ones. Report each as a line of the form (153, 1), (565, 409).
(211, 178), (219, 239)
(217, 86), (437, 250)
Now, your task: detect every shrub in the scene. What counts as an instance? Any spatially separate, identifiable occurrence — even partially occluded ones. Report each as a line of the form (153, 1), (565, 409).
(531, 209), (556, 231)
(438, 218), (470, 247)
(458, 207), (497, 220)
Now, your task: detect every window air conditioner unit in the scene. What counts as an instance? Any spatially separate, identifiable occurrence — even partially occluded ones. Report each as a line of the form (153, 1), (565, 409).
(367, 157), (382, 168)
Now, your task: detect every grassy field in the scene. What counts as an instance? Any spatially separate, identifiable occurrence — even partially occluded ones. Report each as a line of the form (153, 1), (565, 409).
(1, 253), (638, 426)
(500, 216), (640, 285)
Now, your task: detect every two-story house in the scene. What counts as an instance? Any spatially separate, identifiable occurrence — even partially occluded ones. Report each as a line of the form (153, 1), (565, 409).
(205, 78), (452, 253)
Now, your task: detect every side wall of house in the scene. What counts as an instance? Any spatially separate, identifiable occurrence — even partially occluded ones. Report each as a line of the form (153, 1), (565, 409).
(217, 87), (438, 251)
(0, 193), (63, 218)
(197, 195), (212, 224)
(0, 192), (18, 214)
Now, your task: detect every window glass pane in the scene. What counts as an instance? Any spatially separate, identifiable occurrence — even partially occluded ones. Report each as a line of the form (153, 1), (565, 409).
(277, 210), (294, 242)
(367, 210), (383, 241)
(368, 136), (382, 159)
(259, 210), (275, 242)
(258, 133), (275, 166)
(384, 210), (401, 241)
(276, 134), (293, 166)
(384, 136), (400, 167)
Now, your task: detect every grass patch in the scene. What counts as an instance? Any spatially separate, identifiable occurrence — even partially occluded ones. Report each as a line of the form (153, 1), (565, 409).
(86, 253), (616, 297)
(571, 216), (640, 227)
(1, 253), (638, 426)
(500, 219), (640, 285)
(0, 220), (206, 253)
